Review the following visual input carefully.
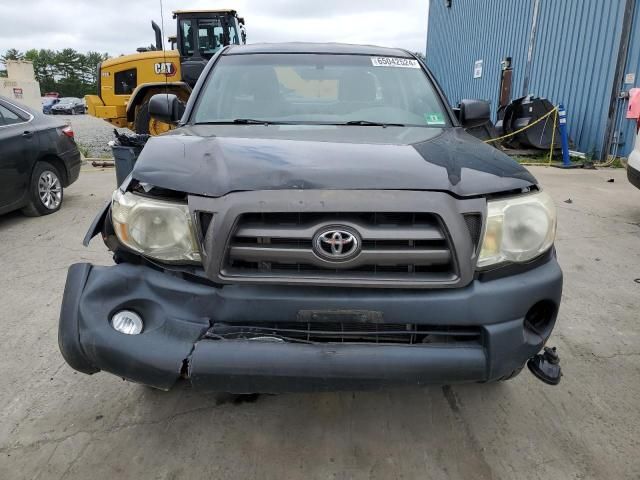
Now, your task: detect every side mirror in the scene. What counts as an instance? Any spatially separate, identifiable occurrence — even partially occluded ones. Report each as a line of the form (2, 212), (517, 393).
(148, 94), (184, 124)
(458, 99), (491, 127)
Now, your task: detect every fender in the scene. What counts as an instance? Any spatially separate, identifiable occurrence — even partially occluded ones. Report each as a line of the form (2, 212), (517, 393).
(126, 82), (192, 121)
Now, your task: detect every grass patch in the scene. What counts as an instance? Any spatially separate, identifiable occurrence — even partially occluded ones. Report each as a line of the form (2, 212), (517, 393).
(511, 153), (550, 164)
(76, 142), (91, 158)
(606, 157), (626, 168)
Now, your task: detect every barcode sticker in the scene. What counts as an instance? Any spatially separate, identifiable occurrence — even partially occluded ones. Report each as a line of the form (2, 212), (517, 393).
(371, 57), (420, 68)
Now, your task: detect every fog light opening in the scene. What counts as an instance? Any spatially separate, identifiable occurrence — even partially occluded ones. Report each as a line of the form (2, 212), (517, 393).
(111, 310), (144, 335)
(524, 300), (555, 338)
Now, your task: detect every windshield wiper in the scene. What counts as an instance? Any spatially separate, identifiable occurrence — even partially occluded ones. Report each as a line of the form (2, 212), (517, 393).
(342, 120), (407, 127)
(195, 119), (289, 126)
(231, 118), (277, 125)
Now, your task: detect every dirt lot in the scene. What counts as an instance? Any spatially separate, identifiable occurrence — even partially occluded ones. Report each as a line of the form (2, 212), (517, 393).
(0, 166), (639, 480)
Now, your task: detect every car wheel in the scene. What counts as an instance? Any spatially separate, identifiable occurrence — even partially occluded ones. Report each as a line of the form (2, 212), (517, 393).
(22, 161), (64, 216)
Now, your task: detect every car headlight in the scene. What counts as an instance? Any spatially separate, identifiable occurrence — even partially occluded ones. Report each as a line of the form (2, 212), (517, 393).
(111, 190), (201, 262)
(477, 190), (556, 268)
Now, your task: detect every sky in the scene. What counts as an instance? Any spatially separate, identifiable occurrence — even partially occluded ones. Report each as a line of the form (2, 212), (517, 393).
(0, 0), (430, 57)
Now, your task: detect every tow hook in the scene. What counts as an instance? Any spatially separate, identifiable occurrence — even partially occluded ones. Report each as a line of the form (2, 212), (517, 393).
(527, 346), (562, 385)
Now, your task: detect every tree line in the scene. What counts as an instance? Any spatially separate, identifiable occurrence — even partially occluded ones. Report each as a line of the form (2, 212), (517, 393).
(1, 48), (109, 98)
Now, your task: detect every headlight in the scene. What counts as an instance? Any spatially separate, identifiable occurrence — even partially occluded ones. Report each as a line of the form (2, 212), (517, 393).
(111, 190), (201, 262)
(477, 190), (556, 268)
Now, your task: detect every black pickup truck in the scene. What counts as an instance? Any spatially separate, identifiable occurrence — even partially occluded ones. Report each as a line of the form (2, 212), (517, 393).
(59, 43), (562, 392)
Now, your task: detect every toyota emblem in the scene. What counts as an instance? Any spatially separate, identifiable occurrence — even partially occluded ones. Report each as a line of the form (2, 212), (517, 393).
(313, 227), (361, 261)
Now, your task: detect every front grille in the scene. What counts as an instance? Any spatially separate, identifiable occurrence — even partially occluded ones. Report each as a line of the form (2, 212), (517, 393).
(463, 213), (483, 251)
(206, 321), (482, 345)
(221, 212), (457, 283)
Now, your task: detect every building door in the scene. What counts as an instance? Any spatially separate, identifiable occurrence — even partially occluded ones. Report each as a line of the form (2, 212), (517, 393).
(499, 68), (513, 109)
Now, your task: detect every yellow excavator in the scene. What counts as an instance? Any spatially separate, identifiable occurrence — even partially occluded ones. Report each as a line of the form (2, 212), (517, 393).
(85, 10), (246, 135)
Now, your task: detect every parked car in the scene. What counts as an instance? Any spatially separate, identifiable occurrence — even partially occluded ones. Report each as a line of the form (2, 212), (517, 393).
(51, 97), (85, 115)
(59, 43), (563, 393)
(0, 95), (81, 216)
(628, 118), (640, 189)
(42, 96), (60, 114)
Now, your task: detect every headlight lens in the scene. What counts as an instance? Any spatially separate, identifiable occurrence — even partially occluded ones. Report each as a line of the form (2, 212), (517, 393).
(477, 190), (556, 268)
(111, 190), (201, 262)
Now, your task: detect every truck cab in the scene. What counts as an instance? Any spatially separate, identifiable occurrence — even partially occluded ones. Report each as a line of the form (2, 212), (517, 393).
(175, 10), (245, 87)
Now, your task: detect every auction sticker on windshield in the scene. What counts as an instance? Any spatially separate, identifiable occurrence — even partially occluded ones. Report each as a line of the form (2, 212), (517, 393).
(371, 57), (420, 68)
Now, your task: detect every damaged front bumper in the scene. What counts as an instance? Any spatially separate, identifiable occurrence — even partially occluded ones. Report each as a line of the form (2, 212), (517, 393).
(59, 260), (562, 393)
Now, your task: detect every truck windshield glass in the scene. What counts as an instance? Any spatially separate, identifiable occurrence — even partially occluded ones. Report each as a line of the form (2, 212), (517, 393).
(193, 54), (449, 127)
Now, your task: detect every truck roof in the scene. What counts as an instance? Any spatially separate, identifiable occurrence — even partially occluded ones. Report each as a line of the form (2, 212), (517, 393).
(223, 42), (413, 58)
(172, 9), (237, 15)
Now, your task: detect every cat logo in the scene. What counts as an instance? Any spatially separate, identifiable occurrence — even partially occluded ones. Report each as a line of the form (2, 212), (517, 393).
(154, 62), (176, 77)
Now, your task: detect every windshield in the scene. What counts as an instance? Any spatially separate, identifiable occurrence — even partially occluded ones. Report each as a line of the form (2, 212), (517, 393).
(58, 98), (77, 105)
(193, 54), (449, 127)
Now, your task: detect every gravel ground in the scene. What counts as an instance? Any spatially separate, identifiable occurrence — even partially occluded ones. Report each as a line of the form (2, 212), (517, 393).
(51, 113), (131, 158)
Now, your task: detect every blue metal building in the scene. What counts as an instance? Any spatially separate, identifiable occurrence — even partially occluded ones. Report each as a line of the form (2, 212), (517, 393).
(426, 0), (640, 160)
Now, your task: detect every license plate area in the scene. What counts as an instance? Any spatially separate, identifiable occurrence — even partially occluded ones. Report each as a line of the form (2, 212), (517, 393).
(297, 309), (384, 323)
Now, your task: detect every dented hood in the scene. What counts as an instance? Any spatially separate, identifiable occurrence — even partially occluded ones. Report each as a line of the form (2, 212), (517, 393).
(132, 125), (536, 197)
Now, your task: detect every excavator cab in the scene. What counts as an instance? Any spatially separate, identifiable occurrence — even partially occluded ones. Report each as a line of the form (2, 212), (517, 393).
(174, 10), (245, 87)
(85, 9), (246, 135)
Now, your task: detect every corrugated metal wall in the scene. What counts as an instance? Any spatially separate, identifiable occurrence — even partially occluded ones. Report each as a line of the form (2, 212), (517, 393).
(426, 0), (640, 157)
(617, 2), (640, 157)
(426, 0), (532, 114)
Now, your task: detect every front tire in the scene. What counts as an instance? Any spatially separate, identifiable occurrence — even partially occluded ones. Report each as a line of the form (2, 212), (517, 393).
(135, 100), (173, 135)
(134, 101), (152, 135)
(22, 161), (64, 217)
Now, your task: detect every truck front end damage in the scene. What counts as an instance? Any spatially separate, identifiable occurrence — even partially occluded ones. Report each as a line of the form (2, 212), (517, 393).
(59, 251), (562, 392)
(60, 43), (566, 392)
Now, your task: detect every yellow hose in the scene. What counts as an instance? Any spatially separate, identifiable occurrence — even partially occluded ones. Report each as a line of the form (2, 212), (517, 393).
(483, 107), (558, 144)
(483, 106), (561, 167)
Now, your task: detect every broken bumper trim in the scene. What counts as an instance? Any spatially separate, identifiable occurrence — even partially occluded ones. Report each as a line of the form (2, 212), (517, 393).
(58, 263), (99, 375)
(58, 260), (562, 392)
